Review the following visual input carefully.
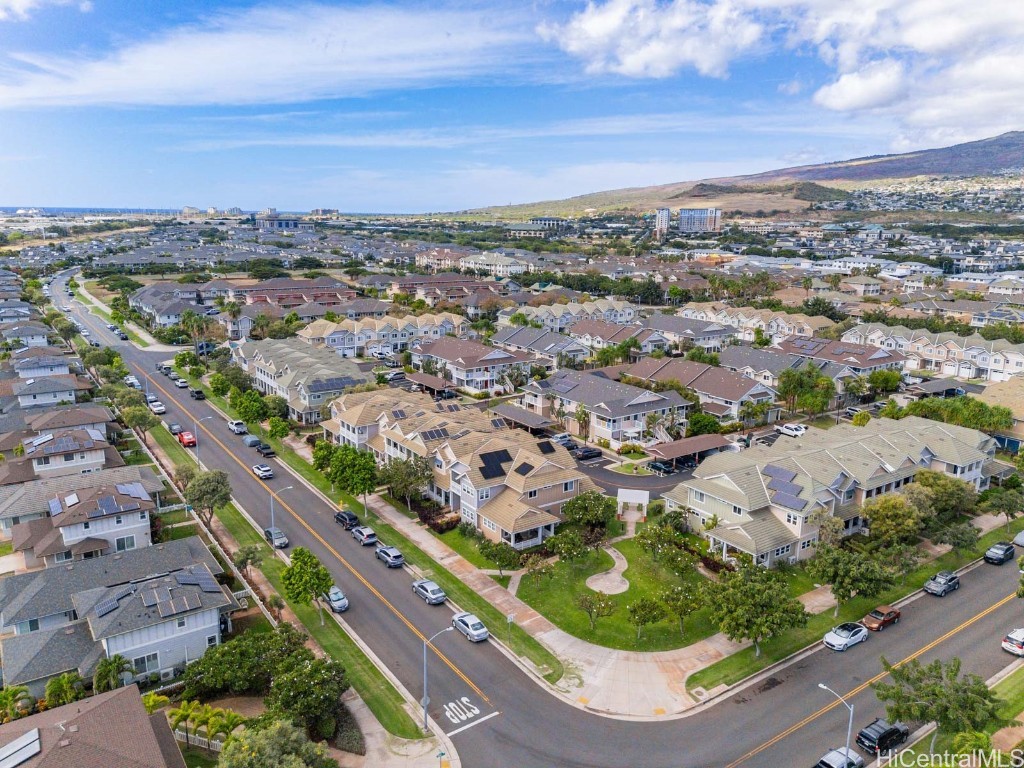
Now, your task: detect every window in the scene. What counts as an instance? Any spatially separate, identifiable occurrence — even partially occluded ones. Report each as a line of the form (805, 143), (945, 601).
(479, 488), (490, 501)
(800, 539), (815, 550)
(82, 521), (90, 530)
(115, 515), (123, 525)
(26, 618), (39, 632)
(693, 491), (705, 503)
(773, 544), (792, 558)
(139, 511), (146, 520)
(563, 480), (575, 492)
(528, 490), (537, 499)
(844, 488), (855, 501)
(786, 512), (798, 526)
(482, 517), (497, 532)
(177, 616), (187, 629)
(115, 535), (136, 552)
(732, 505), (742, 515)
(133, 653), (159, 675)
(64, 454), (74, 462)
(207, 635), (218, 648)
(54, 550), (72, 563)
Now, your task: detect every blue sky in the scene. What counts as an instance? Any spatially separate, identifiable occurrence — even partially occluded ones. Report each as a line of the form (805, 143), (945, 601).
(0, 0), (1019, 212)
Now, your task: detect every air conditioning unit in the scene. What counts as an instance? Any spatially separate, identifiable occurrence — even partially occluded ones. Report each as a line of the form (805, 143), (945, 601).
(160, 668), (174, 682)
(787, 556), (798, 565)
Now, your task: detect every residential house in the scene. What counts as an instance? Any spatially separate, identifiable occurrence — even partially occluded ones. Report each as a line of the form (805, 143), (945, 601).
(297, 312), (467, 358)
(679, 302), (834, 341)
(411, 337), (536, 395)
(567, 320), (669, 356)
(490, 327), (589, 368)
(641, 315), (737, 352)
(496, 299), (638, 332)
(975, 377), (1024, 454)
(773, 337), (906, 378)
(664, 416), (999, 566)
(719, 345), (811, 388)
(0, 428), (122, 487)
(1, 323), (49, 348)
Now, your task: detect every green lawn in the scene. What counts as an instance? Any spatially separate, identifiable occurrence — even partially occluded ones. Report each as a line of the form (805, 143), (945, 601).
(611, 464), (652, 476)
(687, 517), (1024, 695)
(166, 523), (200, 541)
(232, 611), (274, 635)
(516, 538), (717, 651)
(150, 425), (195, 468)
(437, 528), (501, 570)
(619, 449), (646, 460)
(805, 416), (839, 430)
(180, 747), (218, 768)
(783, 564), (820, 598)
(492, 575), (511, 588)
(0, 540), (12, 557)
(155, 507), (192, 526)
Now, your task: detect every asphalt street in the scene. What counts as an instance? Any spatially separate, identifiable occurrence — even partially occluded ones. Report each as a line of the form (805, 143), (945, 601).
(58, 270), (1024, 768)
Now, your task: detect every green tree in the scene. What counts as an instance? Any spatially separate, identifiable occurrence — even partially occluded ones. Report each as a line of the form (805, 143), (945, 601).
(478, 540), (521, 576)
(873, 656), (1004, 754)
(576, 591), (615, 630)
(808, 545), (893, 617)
(311, 440), (336, 472)
(168, 699), (200, 746)
(207, 709), (247, 745)
(982, 488), (1024, 532)
(851, 411), (871, 427)
(752, 328), (770, 348)
(561, 491), (615, 534)
(338, 448), (378, 513)
(547, 528), (588, 569)
(44, 672), (83, 707)
(267, 594), (286, 622)
(934, 521), (980, 552)
(915, 470), (977, 524)
(267, 656), (349, 738)
(661, 584), (702, 639)
(685, 412), (721, 438)
(574, 403), (590, 443)
(378, 455), (432, 511)
(267, 416), (290, 440)
(868, 368), (902, 394)
(185, 470), (232, 528)
(523, 554), (553, 581)
(635, 523), (681, 562)
(142, 691), (170, 715)
(232, 544), (262, 580)
(709, 563), (808, 656)
(217, 719), (338, 768)
(93, 654), (134, 693)
(264, 394), (289, 420)
(234, 389), (269, 428)
(878, 543), (922, 585)
(843, 375), (868, 403)
(174, 463), (198, 491)
(951, 731), (992, 758)
(209, 372), (230, 397)
(282, 547), (334, 626)
(862, 494), (925, 546)
(0, 685), (31, 720)
(121, 405), (159, 445)
(627, 597), (666, 641)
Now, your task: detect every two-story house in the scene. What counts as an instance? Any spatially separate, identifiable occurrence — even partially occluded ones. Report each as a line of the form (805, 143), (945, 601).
(567, 320), (669, 356)
(641, 315), (736, 352)
(297, 312), (468, 358)
(490, 326), (590, 368)
(411, 337), (536, 395)
(496, 299), (638, 333)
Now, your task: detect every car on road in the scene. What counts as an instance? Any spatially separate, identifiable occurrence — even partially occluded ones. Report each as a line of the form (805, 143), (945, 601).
(572, 447), (602, 461)
(985, 542), (1016, 564)
(168, 372), (180, 381)
(80, 329), (90, 337)
(412, 579), (446, 604)
(814, 747), (864, 768)
(774, 423), (807, 437)
(452, 612), (489, 642)
(351, 526), (378, 546)
(175, 378), (189, 388)
(88, 340), (101, 347)
(334, 509), (359, 529)
(550, 433), (573, 445)
(189, 388), (205, 400)
(146, 393), (158, 403)
(117, 332), (128, 340)
(107, 323), (117, 331)
(148, 401), (166, 415)
(862, 605), (901, 631)
(647, 461), (676, 476)
(822, 622), (869, 651)
(263, 527), (288, 548)
(375, 544), (405, 568)
(227, 419), (247, 435)
(1002, 628), (1024, 656)
(924, 570), (960, 596)
(123, 375), (139, 386)
(167, 423), (184, 435)
(255, 443), (276, 458)
(252, 464), (274, 480)
(322, 585), (349, 613)
(855, 719), (909, 755)
(241, 434), (262, 448)
(177, 431), (197, 447)
(161, 367), (174, 376)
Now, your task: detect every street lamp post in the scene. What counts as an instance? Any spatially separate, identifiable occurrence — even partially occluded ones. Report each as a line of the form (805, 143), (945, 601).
(193, 415), (213, 466)
(422, 627), (454, 732)
(818, 683), (854, 766)
(269, 486), (293, 530)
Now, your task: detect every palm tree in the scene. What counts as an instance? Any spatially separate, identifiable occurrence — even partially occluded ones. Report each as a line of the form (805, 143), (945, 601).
(843, 375), (868, 404)
(168, 699), (200, 746)
(738, 400), (761, 426)
(207, 709), (247, 745)
(801, 276), (813, 297)
(574, 403), (590, 443)
(250, 313), (272, 340)
(191, 703), (219, 743)
(0, 685), (32, 721)
(93, 654), (134, 693)
(44, 672), (83, 708)
(142, 691), (170, 715)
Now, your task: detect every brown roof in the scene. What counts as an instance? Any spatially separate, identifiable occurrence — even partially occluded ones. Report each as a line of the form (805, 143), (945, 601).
(0, 684), (186, 768)
(774, 337), (906, 368)
(415, 336), (534, 369)
(621, 358), (765, 401)
(647, 434), (732, 460)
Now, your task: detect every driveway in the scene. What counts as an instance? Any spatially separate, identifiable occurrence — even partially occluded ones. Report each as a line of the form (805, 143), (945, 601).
(579, 460), (690, 498)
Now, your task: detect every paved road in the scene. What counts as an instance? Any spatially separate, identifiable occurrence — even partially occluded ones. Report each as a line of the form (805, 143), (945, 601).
(58, 269), (1024, 767)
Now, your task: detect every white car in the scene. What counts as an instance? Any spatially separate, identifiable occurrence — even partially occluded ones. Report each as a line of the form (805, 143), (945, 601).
(175, 379), (189, 388)
(227, 419), (247, 435)
(252, 464), (274, 480)
(146, 393), (158, 403)
(815, 747), (865, 768)
(1003, 629), (1024, 656)
(823, 622), (869, 651)
(148, 401), (166, 415)
(80, 329), (90, 337)
(774, 423), (807, 437)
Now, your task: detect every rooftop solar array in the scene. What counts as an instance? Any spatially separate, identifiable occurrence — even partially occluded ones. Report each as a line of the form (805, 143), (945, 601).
(537, 441), (555, 454)
(47, 497), (62, 516)
(763, 464), (797, 483)
(514, 462), (534, 476)
(491, 418), (506, 429)
(87, 496), (142, 519)
(115, 482), (149, 500)
(767, 478), (804, 496)
(391, 409), (407, 419)
(141, 587), (172, 607)
(42, 435), (93, 455)
(479, 449), (513, 480)
(0, 728), (41, 768)
(421, 427), (450, 441)
(773, 491), (807, 511)
(550, 380), (575, 394)
(156, 593), (202, 618)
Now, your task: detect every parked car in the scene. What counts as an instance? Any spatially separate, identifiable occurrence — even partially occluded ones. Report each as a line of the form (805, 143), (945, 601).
(647, 461), (676, 476)
(146, 392), (158, 403)
(409, 384), (422, 392)
(117, 332), (129, 340)
(774, 423), (807, 437)
(1003, 628), (1024, 656)
(189, 388), (206, 400)
(177, 431), (197, 447)
(452, 612), (489, 642)
(227, 419), (247, 434)
(255, 443), (276, 458)
(862, 605), (901, 631)
(241, 434), (262, 447)
(167, 423), (184, 435)
(322, 585), (349, 613)
(264, 527), (289, 548)
(412, 579), (447, 604)
(985, 542), (1016, 564)
(375, 544), (405, 568)
(814, 747), (864, 768)
(855, 719), (909, 755)
(924, 570), (960, 596)
(437, 389), (457, 399)
(822, 622), (869, 651)
(384, 370), (405, 382)
(175, 379), (189, 388)
(550, 433), (572, 444)
(88, 340), (101, 347)
(252, 464), (274, 480)
(680, 457), (698, 470)
(351, 526), (378, 545)
(148, 401), (166, 415)
(572, 447), (601, 461)
(168, 372), (180, 381)
(334, 509), (359, 529)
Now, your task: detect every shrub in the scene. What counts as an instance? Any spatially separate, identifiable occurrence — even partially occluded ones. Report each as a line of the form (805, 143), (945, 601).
(334, 702), (366, 755)
(596, 437), (611, 449)
(428, 512), (460, 534)
(616, 442), (645, 456)
(718, 421), (745, 434)
(456, 521), (478, 538)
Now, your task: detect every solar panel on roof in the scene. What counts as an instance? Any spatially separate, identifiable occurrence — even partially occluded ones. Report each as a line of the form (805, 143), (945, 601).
(94, 598), (119, 618)
(197, 573), (221, 593)
(763, 464), (797, 483)
(113, 585), (135, 601)
(0, 727), (41, 768)
(767, 478), (804, 496)
(97, 496), (119, 515)
(773, 491), (807, 511)
(176, 571), (201, 585)
(491, 418), (506, 429)
(47, 498), (62, 516)
(392, 409), (406, 419)
(480, 463), (504, 480)
(447, 404), (460, 412)
(515, 463), (534, 475)
(537, 441), (555, 454)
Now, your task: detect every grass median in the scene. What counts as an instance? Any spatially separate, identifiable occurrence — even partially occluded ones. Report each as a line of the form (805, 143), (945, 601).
(687, 518), (1024, 695)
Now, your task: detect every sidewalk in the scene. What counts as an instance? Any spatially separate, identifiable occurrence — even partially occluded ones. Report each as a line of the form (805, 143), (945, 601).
(76, 281), (179, 352)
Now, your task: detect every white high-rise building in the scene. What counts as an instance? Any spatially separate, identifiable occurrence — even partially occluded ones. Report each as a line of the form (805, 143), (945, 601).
(654, 208), (671, 237)
(678, 208), (722, 233)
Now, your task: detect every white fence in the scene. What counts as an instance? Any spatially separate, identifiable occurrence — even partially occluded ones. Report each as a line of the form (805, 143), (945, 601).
(173, 730), (225, 752)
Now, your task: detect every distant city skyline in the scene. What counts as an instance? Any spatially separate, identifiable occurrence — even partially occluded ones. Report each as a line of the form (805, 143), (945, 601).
(0, 0), (1019, 212)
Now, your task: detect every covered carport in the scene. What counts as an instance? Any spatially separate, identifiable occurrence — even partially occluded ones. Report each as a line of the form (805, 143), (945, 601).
(646, 433), (732, 468)
(407, 371), (456, 398)
(491, 403), (555, 434)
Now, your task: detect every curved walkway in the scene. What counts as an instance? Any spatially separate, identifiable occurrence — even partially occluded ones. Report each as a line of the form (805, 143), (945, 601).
(585, 546), (630, 594)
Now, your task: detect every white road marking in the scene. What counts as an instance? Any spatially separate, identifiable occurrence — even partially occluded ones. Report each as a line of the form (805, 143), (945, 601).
(445, 710), (500, 737)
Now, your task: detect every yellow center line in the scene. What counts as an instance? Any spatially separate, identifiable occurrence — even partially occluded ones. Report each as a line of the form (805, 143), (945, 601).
(142, 371), (491, 705)
(724, 592), (1016, 768)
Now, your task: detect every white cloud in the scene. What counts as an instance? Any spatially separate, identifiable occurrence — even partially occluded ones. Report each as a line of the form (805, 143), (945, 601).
(0, 0), (86, 21)
(813, 58), (906, 111)
(0, 3), (535, 107)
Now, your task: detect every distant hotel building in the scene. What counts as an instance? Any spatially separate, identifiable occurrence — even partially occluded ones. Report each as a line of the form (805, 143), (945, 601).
(678, 208), (722, 233)
(256, 213), (315, 232)
(654, 208), (671, 238)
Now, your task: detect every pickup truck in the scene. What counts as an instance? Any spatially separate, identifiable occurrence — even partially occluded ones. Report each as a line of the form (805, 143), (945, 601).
(227, 419), (247, 434)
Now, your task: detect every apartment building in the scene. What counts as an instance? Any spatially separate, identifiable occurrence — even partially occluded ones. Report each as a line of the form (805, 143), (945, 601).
(410, 337), (535, 395)
(841, 323), (1024, 382)
(567, 320), (669, 356)
(679, 302), (834, 341)
(663, 416), (998, 567)
(490, 326), (590, 367)
(641, 315), (737, 352)
(459, 252), (530, 277)
(521, 370), (689, 446)
(677, 208), (722, 233)
(496, 299), (638, 332)
(773, 337), (907, 376)
(232, 338), (372, 423)
(297, 312), (467, 358)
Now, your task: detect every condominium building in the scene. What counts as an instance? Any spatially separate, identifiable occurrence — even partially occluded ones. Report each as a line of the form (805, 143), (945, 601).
(678, 208), (722, 233)
(679, 302), (834, 342)
(297, 312), (467, 358)
(496, 299), (638, 333)
(654, 208), (671, 238)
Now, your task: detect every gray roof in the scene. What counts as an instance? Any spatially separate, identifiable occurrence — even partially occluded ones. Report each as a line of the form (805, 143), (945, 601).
(15, 377), (76, 395)
(643, 315), (733, 338)
(490, 326), (586, 357)
(1, 620), (103, 686)
(0, 536), (221, 626)
(719, 345), (805, 376)
(525, 370), (686, 418)
(0, 465), (162, 520)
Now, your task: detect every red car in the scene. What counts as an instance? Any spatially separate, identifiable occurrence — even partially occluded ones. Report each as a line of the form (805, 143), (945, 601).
(177, 431), (197, 447)
(862, 605), (900, 631)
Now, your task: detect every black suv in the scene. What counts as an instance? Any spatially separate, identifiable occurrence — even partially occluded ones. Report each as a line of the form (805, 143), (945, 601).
(334, 509), (359, 529)
(189, 387), (206, 400)
(573, 447), (602, 461)
(984, 542), (1016, 565)
(855, 719), (909, 754)
(255, 443), (276, 458)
